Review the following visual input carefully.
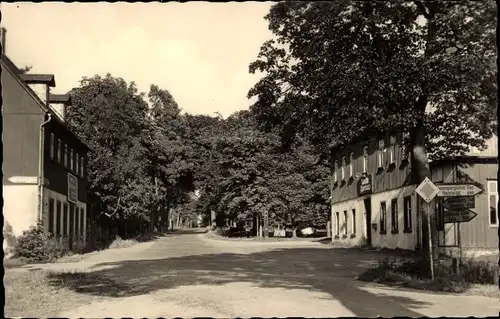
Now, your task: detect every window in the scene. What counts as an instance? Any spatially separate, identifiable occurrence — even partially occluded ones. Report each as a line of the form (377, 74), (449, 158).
(50, 133), (55, 160)
(69, 204), (74, 236)
(75, 153), (80, 176)
(333, 160), (338, 183)
(488, 181), (498, 226)
(63, 203), (68, 236)
(403, 196), (412, 232)
(389, 136), (396, 164)
(391, 198), (399, 233)
(75, 208), (80, 239)
(63, 144), (68, 167)
(56, 200), (62, 236)
(341, 156), (346, 180)
(380, 201), (387, 234)
(70, 148), (74, 172)
(335, 212), (340, 235)
(378, 140), (385, 167)
(57, 138), (62, 162)
(351, 209), (356, 234)
(80, 156), (85, 178)
(343, 210), (348, 235)
(363, 146), (368, 173)
(80, 208), (85, 237)
(349, 152), (354, 178)
(48, 198), (55, 235)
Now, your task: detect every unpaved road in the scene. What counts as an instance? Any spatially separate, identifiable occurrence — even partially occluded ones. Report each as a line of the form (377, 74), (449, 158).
(9, 229), (499, 317)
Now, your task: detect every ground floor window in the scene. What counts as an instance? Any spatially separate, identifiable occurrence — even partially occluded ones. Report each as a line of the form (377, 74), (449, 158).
(391, 198), (398, 233)
(63, 203), (68, 236)
(380, 201), (387, 234)
(351, 209), (356, 235)
(48, 198), (55, 235)
(403, 196), (412, 232)
(55, 200), (62, 237)
(335, 212), (340, 236)
(488, 180), (498, 226)
(343, 210), (348, 236)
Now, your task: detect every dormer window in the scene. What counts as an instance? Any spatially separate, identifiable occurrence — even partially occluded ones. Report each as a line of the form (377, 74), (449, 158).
(349, 152), (354, 178)
(341, 156), (346, 180)
(363, 146), (368, 173)
(378, 139), (385, 168)
(389, 136), (396, 164)
(333, 160), (339, 183)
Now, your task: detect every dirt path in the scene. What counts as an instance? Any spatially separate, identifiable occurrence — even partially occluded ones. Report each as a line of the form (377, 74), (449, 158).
(7, 230), (499, 317)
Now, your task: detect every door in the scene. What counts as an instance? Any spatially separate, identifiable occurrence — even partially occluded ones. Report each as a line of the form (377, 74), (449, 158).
(364, 197), (372, 246)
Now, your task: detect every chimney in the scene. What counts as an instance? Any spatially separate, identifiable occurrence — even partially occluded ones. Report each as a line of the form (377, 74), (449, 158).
(1, 27), (6, 56)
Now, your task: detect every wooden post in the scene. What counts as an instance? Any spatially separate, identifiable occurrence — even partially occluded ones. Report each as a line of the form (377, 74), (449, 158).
(457, 222), (462, 274)
(424, 200), (435, 280)
(327, 221), (332, 238)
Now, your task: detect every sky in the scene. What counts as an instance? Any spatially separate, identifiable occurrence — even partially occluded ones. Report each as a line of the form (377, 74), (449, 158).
(1, 2), (274, 117)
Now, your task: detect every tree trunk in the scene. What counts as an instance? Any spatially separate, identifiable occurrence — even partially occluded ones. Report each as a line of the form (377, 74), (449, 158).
(292, 228), (297, 238)
(411, 118), (439, 264)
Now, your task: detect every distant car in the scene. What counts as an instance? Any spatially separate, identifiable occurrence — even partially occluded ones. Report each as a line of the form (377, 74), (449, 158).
(301, 227), (315, 236)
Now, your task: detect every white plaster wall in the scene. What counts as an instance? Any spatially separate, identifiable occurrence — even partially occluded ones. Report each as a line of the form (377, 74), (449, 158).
(331, 198), (365, 247)
(3, 184), (39, 237)
(370, 185), (418, 250)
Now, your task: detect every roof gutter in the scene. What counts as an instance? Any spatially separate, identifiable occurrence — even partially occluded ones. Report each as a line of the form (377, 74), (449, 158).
(38, 113), (52, 222)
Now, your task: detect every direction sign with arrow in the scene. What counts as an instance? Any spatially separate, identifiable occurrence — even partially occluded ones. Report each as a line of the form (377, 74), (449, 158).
(443, 196), (475, 210)
(437, 184), (482, 197)
(443, 209), (478, 224)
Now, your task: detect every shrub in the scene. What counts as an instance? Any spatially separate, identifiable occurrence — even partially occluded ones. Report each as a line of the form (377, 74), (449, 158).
(13, 222), (51, 261)
(3, 221), (17, 255)
(460, 259), (498, 285)
(13, 222), (69, 262)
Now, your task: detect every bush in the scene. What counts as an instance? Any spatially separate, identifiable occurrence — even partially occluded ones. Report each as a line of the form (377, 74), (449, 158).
(3, 221), (17, 255)
(460, 259), (498, 285)
(13, 222), (68, 262)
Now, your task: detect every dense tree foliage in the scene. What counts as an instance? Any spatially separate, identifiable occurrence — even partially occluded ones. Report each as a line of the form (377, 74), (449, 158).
(248, 1), (496, 255)
(65, 74), (329, 238)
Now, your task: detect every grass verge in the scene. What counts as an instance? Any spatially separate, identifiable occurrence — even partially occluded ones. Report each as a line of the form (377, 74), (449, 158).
(4, 268), (102, 317)
(357, 256), (499, 297)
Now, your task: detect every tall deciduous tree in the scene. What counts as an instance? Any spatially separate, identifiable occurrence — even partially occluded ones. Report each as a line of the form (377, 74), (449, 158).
(67, 74), (155, 232)
(248, 1), (496, 257)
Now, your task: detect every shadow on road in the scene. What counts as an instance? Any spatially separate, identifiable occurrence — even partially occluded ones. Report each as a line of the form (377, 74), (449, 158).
(46, 246), (429, 317)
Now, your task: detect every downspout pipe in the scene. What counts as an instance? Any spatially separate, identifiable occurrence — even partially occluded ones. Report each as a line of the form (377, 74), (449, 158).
(38, 112), (52, 223)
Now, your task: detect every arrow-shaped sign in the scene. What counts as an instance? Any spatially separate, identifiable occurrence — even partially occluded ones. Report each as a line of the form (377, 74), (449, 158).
(443, 196), (475, 210)
(443, 209), (478, 224)
(437, 184), (482, 197)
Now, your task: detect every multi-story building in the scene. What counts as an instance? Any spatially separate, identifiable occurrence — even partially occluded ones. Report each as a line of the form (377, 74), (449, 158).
(330, 131), (498, 253)
(2, 32), (89, 251)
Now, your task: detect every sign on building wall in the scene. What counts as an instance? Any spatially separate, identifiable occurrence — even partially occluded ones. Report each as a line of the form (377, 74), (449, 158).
(67, 173), (78, 203)
(358, 174), (372, 196)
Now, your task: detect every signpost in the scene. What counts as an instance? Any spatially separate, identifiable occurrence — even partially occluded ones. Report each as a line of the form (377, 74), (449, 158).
(443, 209), (477, 224)
(436, 184), (482, 197)
(415, 177), (439, 280)
(443, 196), (475, 210)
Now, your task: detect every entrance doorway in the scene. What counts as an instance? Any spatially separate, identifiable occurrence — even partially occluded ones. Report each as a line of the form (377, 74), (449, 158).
(364, 197), (372, 246)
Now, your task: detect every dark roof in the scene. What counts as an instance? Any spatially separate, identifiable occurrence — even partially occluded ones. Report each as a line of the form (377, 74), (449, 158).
(49, 93), (71, 105)
(20, 73), (56, 87)
(1, 54), (89, 152)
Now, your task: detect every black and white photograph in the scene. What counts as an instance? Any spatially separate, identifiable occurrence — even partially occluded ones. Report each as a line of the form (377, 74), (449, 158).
(1, 1), (498, 317)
